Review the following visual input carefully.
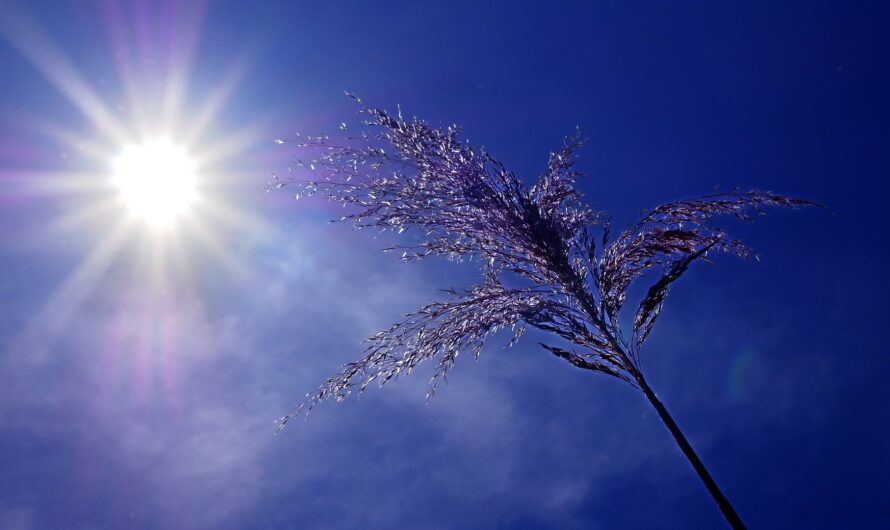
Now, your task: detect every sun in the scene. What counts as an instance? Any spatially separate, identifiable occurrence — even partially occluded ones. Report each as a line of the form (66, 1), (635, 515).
(112, 139), (197, 229)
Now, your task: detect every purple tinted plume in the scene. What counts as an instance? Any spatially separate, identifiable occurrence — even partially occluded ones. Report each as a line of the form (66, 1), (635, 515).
(269, 96), (818, 429)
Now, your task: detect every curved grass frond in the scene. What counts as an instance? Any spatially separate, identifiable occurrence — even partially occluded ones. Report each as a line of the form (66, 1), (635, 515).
(272, 98), (819, 427)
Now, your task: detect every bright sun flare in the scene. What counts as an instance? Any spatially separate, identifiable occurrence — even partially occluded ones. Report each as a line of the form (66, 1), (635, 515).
(112, 139), (197, 229)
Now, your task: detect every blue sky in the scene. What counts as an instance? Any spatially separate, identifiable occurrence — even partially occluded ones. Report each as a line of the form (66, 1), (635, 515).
(0, 1), (888, 529)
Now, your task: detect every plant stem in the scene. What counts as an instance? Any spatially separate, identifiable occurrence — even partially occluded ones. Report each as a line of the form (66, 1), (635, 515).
(636, 375), (747, 529)
(563, 269), (746, 527)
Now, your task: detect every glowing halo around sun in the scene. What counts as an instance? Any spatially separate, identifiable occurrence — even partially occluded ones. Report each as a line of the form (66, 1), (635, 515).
(111, 139), (197, 229)
(0, 1), (279, 381)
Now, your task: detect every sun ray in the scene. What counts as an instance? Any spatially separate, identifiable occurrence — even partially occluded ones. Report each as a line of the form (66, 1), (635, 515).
(0, 4), (128, 143)
(180, 57), (251, 147)
(199, 191), (278, 237)
(99, 0), (147, 131)
(158, 2), (207, 131)
(41, 198), (121, 240)
(0, 169), (108, 199)
(178, 213), (252, 281)
(197, 121), (267, 168)
(29, 119), (116, 162)
(4, 222), (132, 364)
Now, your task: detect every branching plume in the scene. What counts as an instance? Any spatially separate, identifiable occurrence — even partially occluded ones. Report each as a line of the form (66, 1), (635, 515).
(270, 96), (819, 529)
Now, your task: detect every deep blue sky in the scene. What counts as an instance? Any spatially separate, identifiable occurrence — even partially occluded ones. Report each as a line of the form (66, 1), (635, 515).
(0, 1), (888, 529)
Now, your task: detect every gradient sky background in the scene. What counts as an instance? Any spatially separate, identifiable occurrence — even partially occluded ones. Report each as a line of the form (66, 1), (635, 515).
(0, 1), (888, 529)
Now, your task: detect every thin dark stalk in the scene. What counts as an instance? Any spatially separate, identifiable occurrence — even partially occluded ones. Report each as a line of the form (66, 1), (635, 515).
(572, 286), (746, 529)
(637, 375), (747, 529)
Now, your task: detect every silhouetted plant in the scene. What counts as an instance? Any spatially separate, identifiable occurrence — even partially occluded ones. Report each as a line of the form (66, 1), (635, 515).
(270, 95), (818, 529)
